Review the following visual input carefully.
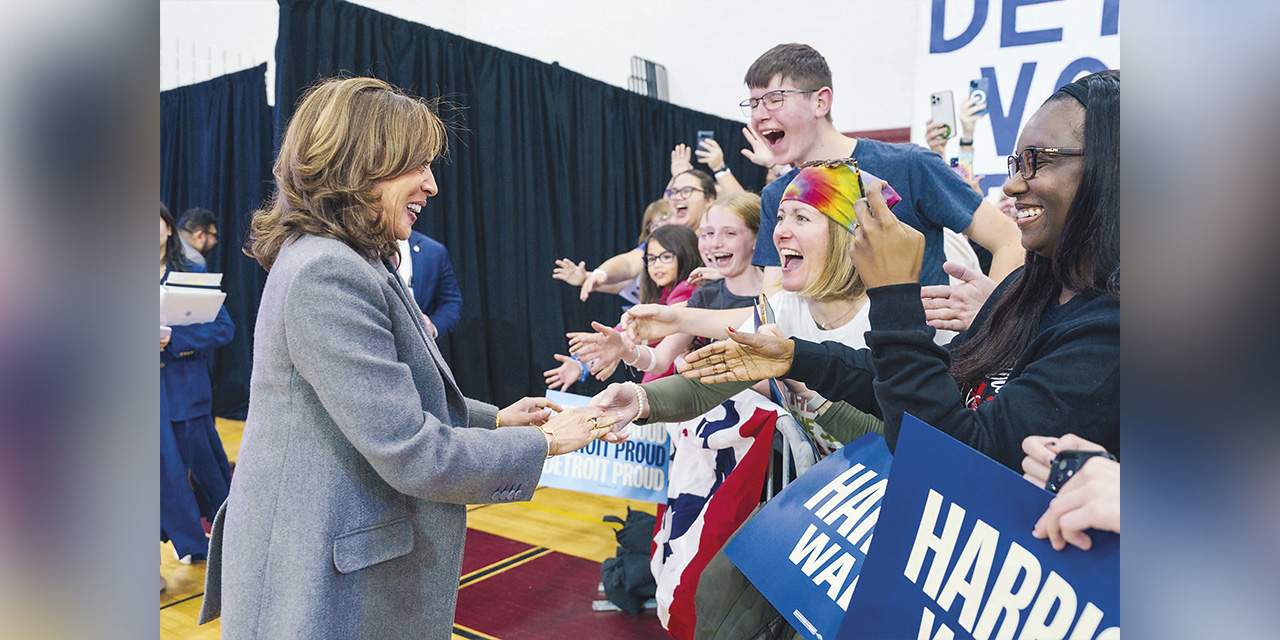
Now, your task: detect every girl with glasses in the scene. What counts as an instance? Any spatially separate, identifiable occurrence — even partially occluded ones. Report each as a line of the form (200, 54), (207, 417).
(545, 224), (701, 390)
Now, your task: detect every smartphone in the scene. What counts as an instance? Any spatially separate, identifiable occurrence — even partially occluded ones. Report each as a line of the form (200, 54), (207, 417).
(968, 78), (989, 117)
(929, 90), (956, 140)
(696, 130), (715, 149)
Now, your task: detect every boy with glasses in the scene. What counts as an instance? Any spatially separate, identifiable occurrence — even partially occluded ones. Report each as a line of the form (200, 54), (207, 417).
(743, 43), (1024, 290)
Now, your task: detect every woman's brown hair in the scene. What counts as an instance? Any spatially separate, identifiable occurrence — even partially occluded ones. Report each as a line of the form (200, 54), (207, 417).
(248, 77), (448, 270)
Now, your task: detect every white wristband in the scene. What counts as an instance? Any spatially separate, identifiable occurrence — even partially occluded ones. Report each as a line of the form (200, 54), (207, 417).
(592, 268), (607, 280)
(805, 392), (830, 413)
(640, 345), (662, 373)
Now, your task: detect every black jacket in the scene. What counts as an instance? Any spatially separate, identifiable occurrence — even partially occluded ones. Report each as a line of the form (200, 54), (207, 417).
(786, 271), (1119, 471)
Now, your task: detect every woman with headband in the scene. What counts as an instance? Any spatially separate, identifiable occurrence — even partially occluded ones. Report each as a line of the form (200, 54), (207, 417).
(589, 159), (952, 454)
(674, 71), (1121, 472)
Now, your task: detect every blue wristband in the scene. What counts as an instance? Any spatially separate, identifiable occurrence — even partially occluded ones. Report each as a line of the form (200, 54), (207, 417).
(572, 355), (590, 382)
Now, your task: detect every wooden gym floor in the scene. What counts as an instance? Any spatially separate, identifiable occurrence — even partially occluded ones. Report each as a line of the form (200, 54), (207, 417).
(160, 418), (659, 639)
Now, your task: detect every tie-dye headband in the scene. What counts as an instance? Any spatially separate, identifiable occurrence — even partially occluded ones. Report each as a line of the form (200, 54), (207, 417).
(780, 161), (864, 232)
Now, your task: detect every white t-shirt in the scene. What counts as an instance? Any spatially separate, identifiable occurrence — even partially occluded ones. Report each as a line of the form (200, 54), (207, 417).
(738, 290), (953, 455)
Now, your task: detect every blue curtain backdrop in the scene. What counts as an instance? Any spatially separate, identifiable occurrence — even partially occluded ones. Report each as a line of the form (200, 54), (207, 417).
(274, 0), (764, 405)
(160, 64), (274, 419)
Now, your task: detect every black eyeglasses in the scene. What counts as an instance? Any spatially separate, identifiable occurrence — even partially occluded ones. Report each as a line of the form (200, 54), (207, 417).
(644, 251), (676, 266)
(738, 89), (817, 117)
(665, 186), (706, 199)
(1007, 147), (1084, 180)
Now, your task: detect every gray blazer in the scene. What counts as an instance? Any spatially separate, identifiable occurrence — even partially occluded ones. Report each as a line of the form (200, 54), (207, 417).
(199, 235), (548, 638)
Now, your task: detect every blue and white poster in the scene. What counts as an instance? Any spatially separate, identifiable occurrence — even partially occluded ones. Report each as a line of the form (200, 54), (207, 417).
(915, 0), (1120, 193)
(537, 389), (670, 503)
(839, 415), (1119, 639)
(724, 433), (894, 640)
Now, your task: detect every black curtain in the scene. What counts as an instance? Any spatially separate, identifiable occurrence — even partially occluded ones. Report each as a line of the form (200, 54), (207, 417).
(160, 64), (274, 419)
(274, 0), (764, 406)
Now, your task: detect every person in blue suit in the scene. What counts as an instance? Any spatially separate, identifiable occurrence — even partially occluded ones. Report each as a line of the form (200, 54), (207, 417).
(161, 203), (235, 563)
(407, 229), (463, 339)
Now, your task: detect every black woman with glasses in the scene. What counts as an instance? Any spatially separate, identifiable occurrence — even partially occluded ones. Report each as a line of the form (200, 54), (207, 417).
(673, 70), (1121, 472)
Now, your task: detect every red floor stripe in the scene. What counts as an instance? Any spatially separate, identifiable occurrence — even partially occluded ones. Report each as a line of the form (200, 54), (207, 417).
(462, 528), (537, 575)
(456, 532), (666, 639)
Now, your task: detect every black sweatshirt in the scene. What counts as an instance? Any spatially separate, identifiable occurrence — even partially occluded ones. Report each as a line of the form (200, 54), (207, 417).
(786, 271), (1119, 471)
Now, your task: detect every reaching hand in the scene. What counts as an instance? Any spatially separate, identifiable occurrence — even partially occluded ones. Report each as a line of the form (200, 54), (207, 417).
(676, 324), (793, 384)
(542, 406), (626, 455)
(920, 261), (997, 332)
(569, 321), (631, 372)
(740, 126), (776, 168)
(580, 269), (607, 302)
(671, 144), (694, 177)
(552, 258), (588, 287)
(958, 95), (986, 139)
(498, 396), (564, 427)
(924, 118), (950, 158)
(1032, 456), (1120, 551)
(543, 354), (584, 392)
(695, 138), (726, 172)
(1020, 433), (1108, 486)
(687, 266), (724, 288)
(849, 180), (925, 289)
(589, 382), (642, 426)
(594, 358), (620, 382)
(623, 304), (683, 342)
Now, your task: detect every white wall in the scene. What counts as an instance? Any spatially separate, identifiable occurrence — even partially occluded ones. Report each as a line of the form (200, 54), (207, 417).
(160, 0), (924, 132)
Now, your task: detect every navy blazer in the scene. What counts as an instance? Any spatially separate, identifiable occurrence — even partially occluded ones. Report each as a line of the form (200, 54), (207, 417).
(161, 266), (235, 421)
(408, 231), (463, 337)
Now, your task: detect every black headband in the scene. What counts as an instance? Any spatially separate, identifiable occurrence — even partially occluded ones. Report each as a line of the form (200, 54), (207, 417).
(1056, 81), (1089, 109)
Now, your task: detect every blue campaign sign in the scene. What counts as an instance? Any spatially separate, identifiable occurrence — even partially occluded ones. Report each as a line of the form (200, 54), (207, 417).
(724, 434), (894, 640)
(537, 390), (670, 503)
(839, 415), (1119, 640)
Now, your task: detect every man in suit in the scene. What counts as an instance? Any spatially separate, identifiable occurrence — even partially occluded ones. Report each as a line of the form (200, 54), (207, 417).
(178, 207), (219, 267)
(399, 230), (463, 339)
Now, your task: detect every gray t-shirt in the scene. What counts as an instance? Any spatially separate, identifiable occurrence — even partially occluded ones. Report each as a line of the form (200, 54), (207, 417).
(687, 279), (756, 311)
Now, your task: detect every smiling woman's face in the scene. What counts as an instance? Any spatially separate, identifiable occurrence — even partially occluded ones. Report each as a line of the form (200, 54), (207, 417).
(668, 172), (710, 227)
(774, 199), (829, 293)
(1003, 99), (1086, 259)
(372, 165), (439, 241)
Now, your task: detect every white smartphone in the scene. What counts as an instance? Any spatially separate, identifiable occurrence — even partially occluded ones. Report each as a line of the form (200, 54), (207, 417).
(930, 90), (957, 140)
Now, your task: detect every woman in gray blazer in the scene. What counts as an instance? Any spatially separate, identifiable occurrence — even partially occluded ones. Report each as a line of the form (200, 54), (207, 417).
(199, 77), (622, 638)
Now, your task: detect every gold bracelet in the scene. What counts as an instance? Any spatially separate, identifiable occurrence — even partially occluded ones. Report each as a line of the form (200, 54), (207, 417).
(535, 425), (557, 458)
(495, 412), (501, 429)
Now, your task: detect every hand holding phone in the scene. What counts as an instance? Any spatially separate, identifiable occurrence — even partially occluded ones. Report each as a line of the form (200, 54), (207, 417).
(929, 91), (956, 140)
(968, 78), (989, 117)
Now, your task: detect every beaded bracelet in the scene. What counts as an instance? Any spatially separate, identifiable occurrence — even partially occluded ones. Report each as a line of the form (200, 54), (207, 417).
(625, 381), (647, 421)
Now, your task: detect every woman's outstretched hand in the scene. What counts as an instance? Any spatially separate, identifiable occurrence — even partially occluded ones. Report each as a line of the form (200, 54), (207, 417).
(676, 324), (793, 384)
(542, 406), (626, 454)
(588, 383), (641, 438)
(498, 397), (564, 427)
